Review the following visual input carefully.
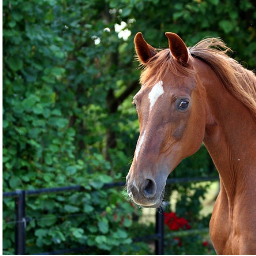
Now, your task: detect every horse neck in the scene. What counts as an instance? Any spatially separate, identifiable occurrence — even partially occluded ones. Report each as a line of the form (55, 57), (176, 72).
(194, 58), (256, 203)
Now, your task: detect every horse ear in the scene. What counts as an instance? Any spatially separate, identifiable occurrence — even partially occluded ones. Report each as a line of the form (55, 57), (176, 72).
(165, 32), (188, 64)
(134, 32), (157, 64)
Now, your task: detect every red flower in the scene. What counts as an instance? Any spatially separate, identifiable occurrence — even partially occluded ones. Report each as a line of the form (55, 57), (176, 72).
(177, 217), (191, 230)
(168, 220), (180, 231)
(164, 212), (178, 225)
(202, 241), (209, 247)
(164, 212), (191, 231)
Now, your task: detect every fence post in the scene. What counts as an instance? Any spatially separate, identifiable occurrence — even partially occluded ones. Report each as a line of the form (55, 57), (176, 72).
(155, 207), (164, 255)
(15, 190), (26, 255)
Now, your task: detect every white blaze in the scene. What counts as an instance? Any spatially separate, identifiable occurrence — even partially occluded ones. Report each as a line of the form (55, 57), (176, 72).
(135, 130), (146, 160)
(148, 81), (164, 112)
(134, 81), (164, 161)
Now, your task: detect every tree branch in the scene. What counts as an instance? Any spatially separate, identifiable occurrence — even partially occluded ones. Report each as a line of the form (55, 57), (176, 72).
(107, 80), (140, 113)
(116, 80), (140, 106)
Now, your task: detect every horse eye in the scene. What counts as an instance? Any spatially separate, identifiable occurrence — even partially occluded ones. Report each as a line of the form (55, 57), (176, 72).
(177, 99), (190, 111)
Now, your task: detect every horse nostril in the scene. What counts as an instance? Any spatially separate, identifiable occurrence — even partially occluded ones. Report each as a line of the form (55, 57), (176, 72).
(143, 179), (156, 198)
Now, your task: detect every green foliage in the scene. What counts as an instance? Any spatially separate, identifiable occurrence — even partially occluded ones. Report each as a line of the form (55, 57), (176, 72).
(24, 185), (135, 254)
(165, 231), (216, 255)
(3, 178), (144, 254)
(3, 0), (255, 254)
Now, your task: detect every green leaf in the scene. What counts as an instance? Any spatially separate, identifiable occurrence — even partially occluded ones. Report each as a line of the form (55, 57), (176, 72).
(8, 20), (16, 28)
(209, 0), (219, 5)
(33, 104), (44, 114)
(36, 236), (44, 247)
(49, 229), (66, 242)
(84, 204), (94, 213)
(37, 214), (57, 227)
(3, 238), (11, 249)
(89, 180), (103, 189)
(35, 229), (48, 237)
(3, 156), (10, 163)
(6, 57), (23, 71)
(14, 127), (27, 135)
(95, 235), (107, 244)
(72, 228), (84, 238)
(45, 154), (53, 165)
(22, 95), (38, 110)
(113, 229), (128, 239)
(12, 11), (23, 21)
(51, 67), (66, 76)
(56, 118), (68, 128)
(42, 75), (55, 83)
(9, 176), (21, 189)
(64, 205), (80, 213)
(66, 166), (77, 175)
(121, 8), (131, 17)
(43, 173), (54, 182)
(49, 144), (59, 153)
(173, 12), (184, 20)
(3, 120), (9, 128)
(98, 242), (111, 250)
(88, 226), (97, 233)
(52, 109), (62, 116)
(123, 218), (132, 227)
(87, 238), (96, 246)
(98, 174), (113, 183)
(174, 3), (183, 10)
(219, 20), (234, 33)
(98, 220), (109, 234)
(122, 238), (132, 244)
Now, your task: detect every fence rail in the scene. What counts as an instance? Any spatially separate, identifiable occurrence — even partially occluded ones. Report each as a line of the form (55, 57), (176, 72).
(3, 176), (218, 255)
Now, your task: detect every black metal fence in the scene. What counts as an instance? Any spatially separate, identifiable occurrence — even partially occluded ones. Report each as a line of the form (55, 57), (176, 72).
(3, 177), (218, 255)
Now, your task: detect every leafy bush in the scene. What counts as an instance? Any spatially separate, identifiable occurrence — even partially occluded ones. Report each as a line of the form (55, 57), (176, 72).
(3, 173), (151, 255)
(3, 0), (255, 254)
(2, 0), (140, 253)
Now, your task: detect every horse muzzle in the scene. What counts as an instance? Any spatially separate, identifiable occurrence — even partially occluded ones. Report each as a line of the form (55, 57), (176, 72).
(126, 174), (167, 208)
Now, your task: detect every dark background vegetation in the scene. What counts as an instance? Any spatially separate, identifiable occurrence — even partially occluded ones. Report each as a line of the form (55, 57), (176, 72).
(3, 0), (256, 254)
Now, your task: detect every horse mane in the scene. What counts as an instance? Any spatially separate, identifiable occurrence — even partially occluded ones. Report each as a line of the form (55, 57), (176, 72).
(139, 38), (256, 118)
(190, 38), (256, 119)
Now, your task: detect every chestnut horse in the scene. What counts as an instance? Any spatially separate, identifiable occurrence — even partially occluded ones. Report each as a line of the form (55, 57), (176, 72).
(126, 32), (256, 254)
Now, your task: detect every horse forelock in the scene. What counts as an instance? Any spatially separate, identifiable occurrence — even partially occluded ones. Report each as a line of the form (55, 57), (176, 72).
(138, 48), (195, 87)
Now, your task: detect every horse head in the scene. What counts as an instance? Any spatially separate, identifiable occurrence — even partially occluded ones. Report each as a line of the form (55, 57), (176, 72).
(126, 32), (207, 207)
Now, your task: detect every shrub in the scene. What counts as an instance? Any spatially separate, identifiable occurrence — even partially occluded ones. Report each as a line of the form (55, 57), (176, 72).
(3, 0), (255, 254)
